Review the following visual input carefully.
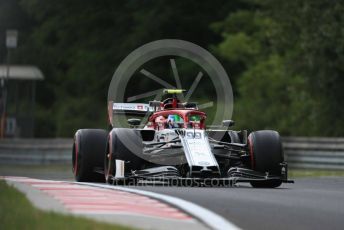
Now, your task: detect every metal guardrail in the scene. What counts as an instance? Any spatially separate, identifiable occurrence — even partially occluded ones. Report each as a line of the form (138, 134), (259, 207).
(1, 137), (344, 170)
(0, 139), (72, 165)
(283, 137), (344, 170)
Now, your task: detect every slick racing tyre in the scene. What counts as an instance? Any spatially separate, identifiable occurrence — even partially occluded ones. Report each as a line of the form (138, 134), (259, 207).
(104, 128), (144, 183)
(72, 129), (107, 182)
(248, 130), (284, 188)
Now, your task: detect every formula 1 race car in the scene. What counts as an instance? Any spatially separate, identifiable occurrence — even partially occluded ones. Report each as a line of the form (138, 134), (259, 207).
(72, 89), (293, 187)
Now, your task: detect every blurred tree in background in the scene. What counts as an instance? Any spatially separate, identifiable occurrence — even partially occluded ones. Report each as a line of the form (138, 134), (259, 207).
(0, 0), (343, 137)
(214, 0), (344, 136)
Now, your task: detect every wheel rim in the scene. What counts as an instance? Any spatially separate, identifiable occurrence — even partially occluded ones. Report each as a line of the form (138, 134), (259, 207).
(248, 134), (255, 169)
(105, 137), (115, 182)
(72, 136), (79, 176)
(105, 153), (113, 182)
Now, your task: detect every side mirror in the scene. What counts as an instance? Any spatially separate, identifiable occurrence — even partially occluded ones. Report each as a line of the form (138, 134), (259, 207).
(222, 120), (235, 127)
(128, 118), (141, 127)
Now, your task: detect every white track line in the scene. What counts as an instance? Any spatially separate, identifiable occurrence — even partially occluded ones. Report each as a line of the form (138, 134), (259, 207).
(78, 182), (240, 230)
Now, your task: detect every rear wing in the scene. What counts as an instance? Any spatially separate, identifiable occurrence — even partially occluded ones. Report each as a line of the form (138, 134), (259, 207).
(108, 101), (153, 126)
(149, 100), (198, 110)
(107, 99), (199, 126)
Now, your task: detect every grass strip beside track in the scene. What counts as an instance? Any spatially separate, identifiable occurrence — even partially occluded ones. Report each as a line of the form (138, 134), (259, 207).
(289, 169), (344, 178)
(0, 180), (134, 230)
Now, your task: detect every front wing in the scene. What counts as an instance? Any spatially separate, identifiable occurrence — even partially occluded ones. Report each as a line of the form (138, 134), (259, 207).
(106, 165), (294, 186)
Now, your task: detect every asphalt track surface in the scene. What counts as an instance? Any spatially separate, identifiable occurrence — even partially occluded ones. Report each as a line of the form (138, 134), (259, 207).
(2, 166), (344, 230)
(132, 178), (344, 230)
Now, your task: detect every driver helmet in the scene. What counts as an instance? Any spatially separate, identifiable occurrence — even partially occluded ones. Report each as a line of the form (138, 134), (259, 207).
(155, 116), (166, 123)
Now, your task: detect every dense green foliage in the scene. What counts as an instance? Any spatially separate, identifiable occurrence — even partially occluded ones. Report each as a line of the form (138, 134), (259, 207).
(0, 0), (343, 137)
(214, 0), (344, 136)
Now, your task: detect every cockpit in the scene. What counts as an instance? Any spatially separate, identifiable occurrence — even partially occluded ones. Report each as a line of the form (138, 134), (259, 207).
(153, 112), (205, 130)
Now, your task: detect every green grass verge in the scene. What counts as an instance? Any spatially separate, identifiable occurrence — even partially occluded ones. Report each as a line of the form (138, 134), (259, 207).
(289, 169), (344, 178)
(0, 180), (134, 230)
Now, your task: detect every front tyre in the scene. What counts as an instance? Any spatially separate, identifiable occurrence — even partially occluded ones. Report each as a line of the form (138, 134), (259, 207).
(72, 129), (107, 182)
(248, 130), (283, 188)
(104, 128), (144, 184)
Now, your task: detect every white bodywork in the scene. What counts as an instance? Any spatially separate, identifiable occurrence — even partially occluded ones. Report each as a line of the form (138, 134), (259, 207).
(181, 130), (219, 168)
(155, 129), (219, 168)
(113, 103), (153, 112)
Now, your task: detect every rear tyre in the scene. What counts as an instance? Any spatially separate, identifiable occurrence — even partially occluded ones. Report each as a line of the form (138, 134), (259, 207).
(104, 128), (144, 183)
(72, 129), (107, 182)
(250, 179), (282, 188)
(248, 130), (283, 188)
